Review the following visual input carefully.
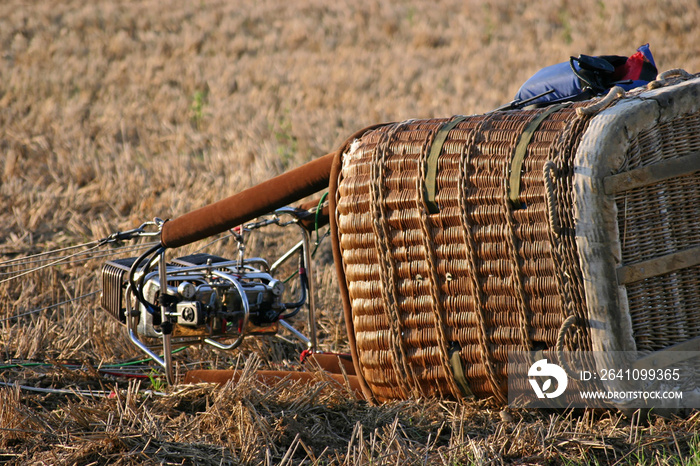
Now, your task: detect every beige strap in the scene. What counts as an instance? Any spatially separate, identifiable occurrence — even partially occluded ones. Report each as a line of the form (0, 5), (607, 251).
(424, 115), (467, 213)
(509, 105), (566, 206)
(449, 344), (475, 399)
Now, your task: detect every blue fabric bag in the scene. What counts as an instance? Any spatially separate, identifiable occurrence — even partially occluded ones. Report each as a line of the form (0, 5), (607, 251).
(510, 44), (657, 108)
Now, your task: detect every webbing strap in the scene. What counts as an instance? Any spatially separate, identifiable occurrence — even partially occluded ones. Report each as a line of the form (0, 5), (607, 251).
(449, 344), (474, 399)
(509, 104), (566, 206)
(424, 115), (468, 213)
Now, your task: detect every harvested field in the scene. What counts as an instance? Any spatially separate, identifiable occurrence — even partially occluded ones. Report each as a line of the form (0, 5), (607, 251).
(2, 0), (700, 464)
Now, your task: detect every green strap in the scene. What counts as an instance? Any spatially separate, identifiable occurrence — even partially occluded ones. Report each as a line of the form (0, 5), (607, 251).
(424, 116), (468, 213)
(449, 344), (474, 399)
(509, 104), (566, 207)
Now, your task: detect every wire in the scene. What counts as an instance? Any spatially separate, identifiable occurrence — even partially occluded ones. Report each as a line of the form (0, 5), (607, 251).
(0, 361), (45, 370)
(314, 191), (329, 247)
(0, 381), (117, 397)
(0, 240), (102, 266)
(193, 233), (234, 253)
(0, 242), (105, 285)
(0, 240), (158, 268)
(100, 346), (189, 367)
(0, 381), (170, 397)
(0, 290), (102, 323)
(128, 243), (163, 315)
(0, 241), (159, 277)
(0, 347), (189, 371)
(311, 228), (330, 257)
(282, 226), (330, 284)
(97, 370), (151, 379)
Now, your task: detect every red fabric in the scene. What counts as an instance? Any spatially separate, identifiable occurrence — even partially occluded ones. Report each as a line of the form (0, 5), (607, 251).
(617, 51), (646, 81)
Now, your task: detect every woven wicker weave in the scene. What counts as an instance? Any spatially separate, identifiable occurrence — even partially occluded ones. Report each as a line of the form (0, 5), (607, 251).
(331, 73), (700, 403)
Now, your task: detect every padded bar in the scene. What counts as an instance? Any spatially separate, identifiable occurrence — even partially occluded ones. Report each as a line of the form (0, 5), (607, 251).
(160, 152), (335, 249)
(603, 151), (700, 195)
(616, 245), (700, 285)
(183, 369), (364, 399)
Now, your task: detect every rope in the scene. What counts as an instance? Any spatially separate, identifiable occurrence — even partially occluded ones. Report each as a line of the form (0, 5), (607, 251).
(417, 122), (465, 400)
(550, 106), (596, 352)
(542, 162), (574, 324)
(555, 315), (580, 378)
(504, 194), (534, 352)
(457, 116), (505, 403)
(369, 121), (421, 399)
(576, 86), (625, 117)
(657, 68), (693, 80)
(647, 68), (693, 89)
(556, 315), (579, 352)
(543, 161), (561, 237)
(502, 107), (556, 355)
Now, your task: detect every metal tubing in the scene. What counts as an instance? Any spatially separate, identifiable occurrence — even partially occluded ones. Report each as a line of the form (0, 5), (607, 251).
(124, 283), (168, 369)
(128, 329), (167, 368)
(279, 319), (311, 345)
(203, 269), (251, 350)
(270, 240), (304, 274)
(158, 251), (175, 385)
(299, 226), (318, 351)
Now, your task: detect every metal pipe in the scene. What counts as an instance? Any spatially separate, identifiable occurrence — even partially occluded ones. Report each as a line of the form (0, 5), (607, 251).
(128, 329), (167, 369)
(299, 225), (318, 351)
(270, 240), (304, 275)
(158, 250), (175, 385)
(203, 269), (251, 350)
(278, 319), (311, 346)
(124, 283), (168, 370)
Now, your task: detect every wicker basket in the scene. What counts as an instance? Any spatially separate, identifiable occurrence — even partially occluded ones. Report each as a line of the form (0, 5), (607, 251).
(329, 72), (700, 403)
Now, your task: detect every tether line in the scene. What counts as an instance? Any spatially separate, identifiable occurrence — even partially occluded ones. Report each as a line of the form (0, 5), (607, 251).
(0, 242), (105, 285)
(0, 290), (101, 323)
(0, 240), (102, 266)
(0, 242), (158, 277)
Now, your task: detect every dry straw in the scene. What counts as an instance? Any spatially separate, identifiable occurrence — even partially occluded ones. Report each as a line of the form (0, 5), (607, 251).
(2, 0), (700, 463)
